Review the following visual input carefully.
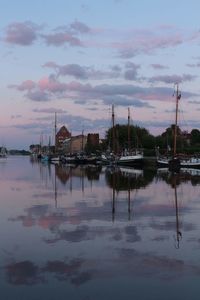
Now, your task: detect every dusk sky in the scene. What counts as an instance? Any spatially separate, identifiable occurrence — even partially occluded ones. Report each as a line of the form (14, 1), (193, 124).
(1, 0), (200, 149)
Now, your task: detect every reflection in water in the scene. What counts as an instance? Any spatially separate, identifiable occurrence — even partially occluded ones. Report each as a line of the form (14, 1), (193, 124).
(156, 167), (200, 186)
(105, 165), (154, 191)
(156, 168), (200, 249)
(1, 157), (200, 300)
(171, 174), (182, 249)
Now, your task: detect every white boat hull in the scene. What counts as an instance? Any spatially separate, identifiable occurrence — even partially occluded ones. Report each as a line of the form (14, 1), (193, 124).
(157, 157), (200, 169)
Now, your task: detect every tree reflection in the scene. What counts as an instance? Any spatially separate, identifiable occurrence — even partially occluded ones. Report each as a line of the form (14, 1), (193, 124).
(156, 168), (200, 186)
(105, 166), (154, 191)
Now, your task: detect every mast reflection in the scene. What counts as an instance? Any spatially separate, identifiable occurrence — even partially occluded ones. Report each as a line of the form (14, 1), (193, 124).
(172, 174), (182, 249)
(156, 168), (200, 249)
(107, 166), (147, 221)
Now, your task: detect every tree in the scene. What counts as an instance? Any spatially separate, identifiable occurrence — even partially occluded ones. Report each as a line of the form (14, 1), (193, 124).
(105, 124), (154, 152)
(190, 129), (200, 146)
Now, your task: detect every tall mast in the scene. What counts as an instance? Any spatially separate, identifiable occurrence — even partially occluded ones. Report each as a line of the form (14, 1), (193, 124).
(54, 112), (57, 153)
(112, 104), (115, 153)
(128, 107), (130, 151)
(82, 128), (84, 152)
(173, 84), (181, 157)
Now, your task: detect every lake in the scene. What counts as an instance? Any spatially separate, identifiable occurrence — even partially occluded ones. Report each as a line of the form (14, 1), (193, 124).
(0, 156), (200, 300)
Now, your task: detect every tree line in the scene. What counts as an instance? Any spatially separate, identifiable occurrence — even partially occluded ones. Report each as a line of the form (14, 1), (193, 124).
(85, 124), (200, 156)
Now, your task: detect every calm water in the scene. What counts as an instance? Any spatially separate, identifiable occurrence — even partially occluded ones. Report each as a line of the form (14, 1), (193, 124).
(1, 156), (200, 300)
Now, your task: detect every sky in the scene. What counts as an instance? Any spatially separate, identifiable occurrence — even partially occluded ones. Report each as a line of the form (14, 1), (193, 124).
(1, 0), (200, 149)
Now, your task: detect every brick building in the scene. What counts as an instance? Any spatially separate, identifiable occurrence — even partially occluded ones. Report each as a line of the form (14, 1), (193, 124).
(63, 135), (87, 154)
(87, 133), (99, 146)
(56, 126), (71, 153)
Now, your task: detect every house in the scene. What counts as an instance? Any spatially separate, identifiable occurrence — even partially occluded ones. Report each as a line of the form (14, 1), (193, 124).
(56, 126), (71, 153)
(63, 134), (87, 154)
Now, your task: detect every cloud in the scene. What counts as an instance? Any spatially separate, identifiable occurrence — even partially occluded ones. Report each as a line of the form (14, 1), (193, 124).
(43, 62), (121, 80)
(149, 74), (197, 84)
(150, 64), (169, 70)
(188, 100), (200, 104)
(41, 32), (82, 47)
(57, 64), (88, 79)
(118, 32), (183, 58)
(101, 95), (154, 108)
(26, 90), (51, 102)
(8, 80), (36, 91)
(124, 62), (140, 81)
(3, 21), (199, 58)
(9, 76), (68, 102)
(70, 21), (91, 34)
(187, 63), (200, 68)
(11, 114), (22, 119)
(10, 75), (197, 107)
(4, 21), (41, 46)
(33, 108), (67, 113)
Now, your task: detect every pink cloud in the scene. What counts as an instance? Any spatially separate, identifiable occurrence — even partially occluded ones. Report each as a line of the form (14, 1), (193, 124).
(38, 77), (67, 93)
(150, 64), (169, 70)
(118, 35), (183, 58)
(43, 61), (121, 80)
(8, 80), (35, 91)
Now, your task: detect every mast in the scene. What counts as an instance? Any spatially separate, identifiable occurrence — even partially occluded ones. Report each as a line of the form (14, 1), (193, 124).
(128, 107), (130, 152)
(112, 104), (115, 154)
(173, 84), (181, 157)
(81, 128), (84, 152)
(54, 112), (57, 154)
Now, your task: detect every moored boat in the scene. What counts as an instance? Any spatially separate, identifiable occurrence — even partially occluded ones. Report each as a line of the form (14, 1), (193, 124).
(156, 84), (200, 171)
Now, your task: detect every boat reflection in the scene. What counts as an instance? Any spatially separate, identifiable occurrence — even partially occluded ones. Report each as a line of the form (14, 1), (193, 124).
(105, 166), (152, 221)
(172, 175), (182, 249)
(156, 168), (200, 249)
(28, 161), (199, 240)
(156, 167), (200, 186)
(3, 156), (200, 298)
(105, 165), (154, 191)
(111, 167), (135, 221)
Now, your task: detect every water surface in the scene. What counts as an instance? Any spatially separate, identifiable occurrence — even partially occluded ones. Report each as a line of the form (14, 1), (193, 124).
(1, 156), (200, 299)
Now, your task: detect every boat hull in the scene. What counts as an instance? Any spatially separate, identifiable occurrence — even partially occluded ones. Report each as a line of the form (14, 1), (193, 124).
(117, 155), (144, 166)
(157, 157), (200, 169)
(101, 153), (144, 166)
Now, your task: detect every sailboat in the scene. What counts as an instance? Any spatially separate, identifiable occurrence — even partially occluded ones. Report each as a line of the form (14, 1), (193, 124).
(101, 104), (117, 165)
(117, 107), (144, 166)
(0, 146), (7, 159)
(156, 84), (200, 170)
(101, 105), (144, 166)
(48, 112), (60, 163)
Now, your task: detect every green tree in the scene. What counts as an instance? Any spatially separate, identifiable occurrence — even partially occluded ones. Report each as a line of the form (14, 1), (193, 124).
(105, 124), (154, 153)
(190, 129), (200, 146)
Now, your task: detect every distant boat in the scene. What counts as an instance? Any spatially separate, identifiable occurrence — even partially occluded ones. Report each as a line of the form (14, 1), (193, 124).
(102, 105), (144, 166)
(63, 153), (98, 165)
(0, 146), (7, 159)
(156, 84), (200, 170)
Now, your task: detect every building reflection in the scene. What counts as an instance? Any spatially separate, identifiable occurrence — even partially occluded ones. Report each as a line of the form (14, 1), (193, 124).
(54, 164), (103, 185)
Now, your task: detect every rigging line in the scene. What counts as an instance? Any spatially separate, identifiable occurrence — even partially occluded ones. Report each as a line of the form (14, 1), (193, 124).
(179, 107), (190, 131)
